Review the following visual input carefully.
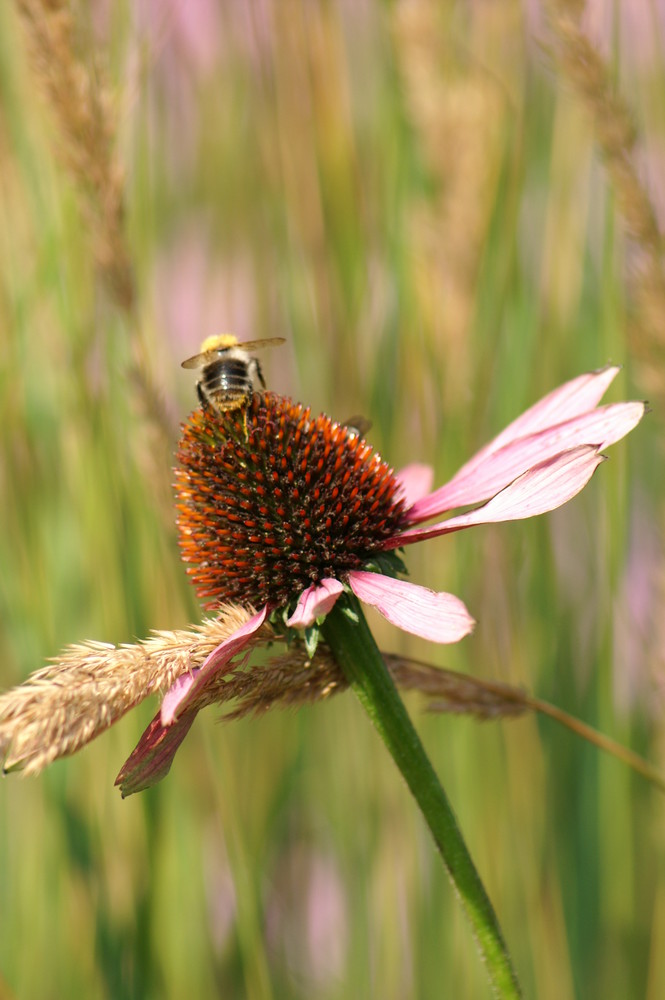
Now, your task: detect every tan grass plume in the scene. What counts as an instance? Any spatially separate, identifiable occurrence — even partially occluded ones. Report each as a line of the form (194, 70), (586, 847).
(0, 611), (530, 780)
(392, 0), (506, 406)
(13, 0), (177, 447)
(547, 0), (665, 397)
(388, 652), (665, 791)
(15, 0), (135, 312)
(3, 615), (662, 793)
(0, 605), (260, 775)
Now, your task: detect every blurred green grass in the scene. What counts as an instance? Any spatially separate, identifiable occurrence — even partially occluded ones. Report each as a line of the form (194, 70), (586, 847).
(1, 1), (664, 998)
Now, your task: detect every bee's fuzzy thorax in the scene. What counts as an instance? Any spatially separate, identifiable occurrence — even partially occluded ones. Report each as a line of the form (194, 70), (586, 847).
(175, 393), (406, 609)
(199, 333), (239, 353)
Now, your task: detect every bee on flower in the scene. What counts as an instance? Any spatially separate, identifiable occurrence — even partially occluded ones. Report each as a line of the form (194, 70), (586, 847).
(112, 364), (644, 791)
(0, 361), (646, 795)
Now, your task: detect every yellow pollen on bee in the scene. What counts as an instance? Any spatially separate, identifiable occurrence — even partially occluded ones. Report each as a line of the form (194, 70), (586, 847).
(199, 332), (239, 353)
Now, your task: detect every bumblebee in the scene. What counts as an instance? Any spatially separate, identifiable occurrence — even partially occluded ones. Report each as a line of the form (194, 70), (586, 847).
(181, 334), (285, 412)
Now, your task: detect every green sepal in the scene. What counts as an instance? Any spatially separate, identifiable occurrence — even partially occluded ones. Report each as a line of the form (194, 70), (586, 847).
(303, 625), (320, 658)
(362, 550), (408, 579)
(340, 602), (359, 623)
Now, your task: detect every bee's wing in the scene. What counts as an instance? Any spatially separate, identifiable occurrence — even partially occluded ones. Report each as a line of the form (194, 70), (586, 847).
(181, 337), (285, 368)
(238, 337), (286, 352)
(181, 351), (213, 369)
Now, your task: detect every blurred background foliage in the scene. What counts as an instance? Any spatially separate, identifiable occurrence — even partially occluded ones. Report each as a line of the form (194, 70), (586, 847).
(1, 0), (665, 997)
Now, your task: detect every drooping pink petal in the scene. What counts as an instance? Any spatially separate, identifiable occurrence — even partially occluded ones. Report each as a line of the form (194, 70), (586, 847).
(388, 446), (605, 546)
(286, 579), (344, 628)
(115, 709), (198, 797)
(406, 399), (645, 523)
(165, 606), (269, 721)
(115, 607), (269, 795)
(394, 464), (435, 508)
(348, 570), (475, 644)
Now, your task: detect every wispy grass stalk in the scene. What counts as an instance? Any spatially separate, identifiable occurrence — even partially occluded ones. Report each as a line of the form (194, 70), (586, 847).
(13, 0), (176, 444)
(14, 0), (135, 312)
(547, 0), (665, 389)
(392, 0), (505, 403)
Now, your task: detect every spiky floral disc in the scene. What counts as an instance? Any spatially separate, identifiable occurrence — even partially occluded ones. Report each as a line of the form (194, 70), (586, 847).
(175, 393), (406, 609)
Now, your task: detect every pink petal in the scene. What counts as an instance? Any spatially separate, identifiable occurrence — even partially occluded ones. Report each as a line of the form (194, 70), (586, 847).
(406, 400), (645, 522)
(161, 670), (199, 726)
(348, 570), (475, 644)
(166, 606), (269, 721)
(389, 446), (605, 546)
(286, 579), (344, 628)
(406, 367), (619, 522)
(115, 607), (270, 795)
(115, 709), (198, 797)
(463, 366), (620, 464)
(395, 464), (435, 508)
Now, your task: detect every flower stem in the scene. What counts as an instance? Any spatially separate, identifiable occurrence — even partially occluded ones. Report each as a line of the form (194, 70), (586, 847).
(322, 593), (521, 999)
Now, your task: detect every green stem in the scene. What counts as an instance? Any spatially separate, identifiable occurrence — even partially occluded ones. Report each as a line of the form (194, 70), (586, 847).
(322, 594), (521, 999)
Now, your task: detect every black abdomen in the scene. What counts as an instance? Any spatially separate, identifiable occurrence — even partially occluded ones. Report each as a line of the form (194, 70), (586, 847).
(202, 358), (250, 404)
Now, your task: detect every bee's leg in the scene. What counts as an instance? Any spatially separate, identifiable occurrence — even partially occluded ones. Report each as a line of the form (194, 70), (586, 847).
(196, 381), (210, 411)
(255, 360), (266, 390)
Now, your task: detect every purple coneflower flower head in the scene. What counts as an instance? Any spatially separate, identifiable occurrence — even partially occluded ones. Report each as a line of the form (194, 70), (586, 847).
(118, 366), (644, 790)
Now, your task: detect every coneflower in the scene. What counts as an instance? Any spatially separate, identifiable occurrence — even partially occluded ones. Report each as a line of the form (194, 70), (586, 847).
(0, 364), (646, 997)
(118, 365), (644, 790)
(175, 396), (408, 611)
